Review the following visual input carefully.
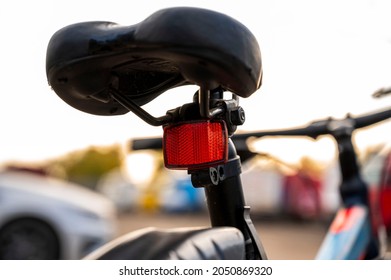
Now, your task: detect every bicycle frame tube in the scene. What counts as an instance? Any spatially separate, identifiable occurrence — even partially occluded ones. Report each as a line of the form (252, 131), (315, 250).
(337, 133), (368, 206)
(316, 205), (371, 259)
(316, 129), (380, 259)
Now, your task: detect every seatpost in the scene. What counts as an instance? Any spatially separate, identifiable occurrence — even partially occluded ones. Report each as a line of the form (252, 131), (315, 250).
(190, 139), (267, 260)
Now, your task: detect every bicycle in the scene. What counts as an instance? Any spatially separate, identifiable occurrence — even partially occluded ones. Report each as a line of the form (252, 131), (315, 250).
(45, 7), (390, 260)
(233, 107), (391, 259)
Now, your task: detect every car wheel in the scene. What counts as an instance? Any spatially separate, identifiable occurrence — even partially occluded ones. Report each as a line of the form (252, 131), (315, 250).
(0, 218), (60, 260)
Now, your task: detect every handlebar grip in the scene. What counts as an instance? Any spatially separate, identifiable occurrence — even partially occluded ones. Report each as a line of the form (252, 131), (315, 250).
(131, 137), (163, 150)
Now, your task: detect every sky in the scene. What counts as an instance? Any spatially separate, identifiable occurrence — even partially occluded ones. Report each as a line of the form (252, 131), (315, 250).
(1, 0), (391, 165)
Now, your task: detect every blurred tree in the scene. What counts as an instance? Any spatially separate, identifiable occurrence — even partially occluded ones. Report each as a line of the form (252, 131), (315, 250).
(48, 144), (125, 190)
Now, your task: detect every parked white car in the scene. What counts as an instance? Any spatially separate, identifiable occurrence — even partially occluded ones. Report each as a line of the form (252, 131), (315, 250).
(0, 169), (117, 259)
(96, 169), (139, 212)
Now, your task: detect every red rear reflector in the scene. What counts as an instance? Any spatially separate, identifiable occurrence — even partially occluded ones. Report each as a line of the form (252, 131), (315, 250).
(163, 120), (228, 169)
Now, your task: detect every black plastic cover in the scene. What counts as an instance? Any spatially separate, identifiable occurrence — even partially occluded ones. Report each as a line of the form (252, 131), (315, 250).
(84, 227), (245, 260)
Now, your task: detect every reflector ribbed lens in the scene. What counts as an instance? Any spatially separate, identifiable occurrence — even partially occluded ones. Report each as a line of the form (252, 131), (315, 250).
(163, 120), (228, 169)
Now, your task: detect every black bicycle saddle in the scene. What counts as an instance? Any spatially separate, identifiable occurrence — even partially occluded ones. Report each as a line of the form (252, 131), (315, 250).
(46, 7), (262, 116)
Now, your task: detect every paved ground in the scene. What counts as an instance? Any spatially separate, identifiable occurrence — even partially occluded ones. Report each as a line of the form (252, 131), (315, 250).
(116, 211), (331, 259)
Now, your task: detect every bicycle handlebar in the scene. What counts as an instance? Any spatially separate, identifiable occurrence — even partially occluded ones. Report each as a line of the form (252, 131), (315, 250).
(233, 107), (391, 141)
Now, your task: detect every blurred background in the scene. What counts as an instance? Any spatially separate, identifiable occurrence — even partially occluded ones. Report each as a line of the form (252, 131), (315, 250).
(0, 0), (390, 259)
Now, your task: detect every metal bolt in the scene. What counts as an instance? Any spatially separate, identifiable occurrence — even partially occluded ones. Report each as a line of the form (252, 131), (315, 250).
(230, 107), (246, 125)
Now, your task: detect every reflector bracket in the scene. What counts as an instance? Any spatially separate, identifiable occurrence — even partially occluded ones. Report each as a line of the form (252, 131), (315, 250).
(163, 120), (228, 169)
